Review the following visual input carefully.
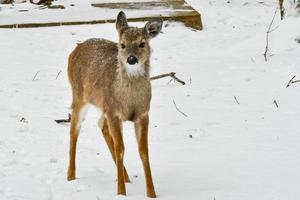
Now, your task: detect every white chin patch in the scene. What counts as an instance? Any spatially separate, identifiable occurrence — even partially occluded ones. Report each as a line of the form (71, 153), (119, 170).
(124, 63), (145, 77)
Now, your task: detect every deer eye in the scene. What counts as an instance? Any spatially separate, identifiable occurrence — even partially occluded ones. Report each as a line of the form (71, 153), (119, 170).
(139, 42), (145, 48)
(120, 43), (126, 49)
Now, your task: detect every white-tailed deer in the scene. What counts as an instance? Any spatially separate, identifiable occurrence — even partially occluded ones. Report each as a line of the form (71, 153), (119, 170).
(67, 11), (163, 198)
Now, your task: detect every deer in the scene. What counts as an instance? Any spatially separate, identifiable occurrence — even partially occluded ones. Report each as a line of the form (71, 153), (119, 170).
(66, 11), (163, 198)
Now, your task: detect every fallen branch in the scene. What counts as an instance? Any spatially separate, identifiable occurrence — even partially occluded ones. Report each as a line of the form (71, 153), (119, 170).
(234, 96), (240, 105)
(172, 100), (188, 117)
(55, 113), (71, 123)
(32, 71), (40, 81)
(286, 75), (296, 88)
(273, 100), (279, 108)
(56, 70), (62, 80)
(257, 1), (271, 6)
(264, 7), (278, 62)
(286, 75), (300, 88)
(150, 72), (185, 85)
(292, 79), (300, 84)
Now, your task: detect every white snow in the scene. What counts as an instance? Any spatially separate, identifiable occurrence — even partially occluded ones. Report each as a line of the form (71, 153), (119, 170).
(0, 0), (300, 200)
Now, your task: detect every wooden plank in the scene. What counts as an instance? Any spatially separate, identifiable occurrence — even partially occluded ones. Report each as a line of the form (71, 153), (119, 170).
(0, 0), (202, 30)
(91, 0), (191, 10)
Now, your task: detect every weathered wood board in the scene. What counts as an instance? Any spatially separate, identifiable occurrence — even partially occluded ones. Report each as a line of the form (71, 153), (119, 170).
(91, 0), (202, 30)
(0, 0), (202, 30)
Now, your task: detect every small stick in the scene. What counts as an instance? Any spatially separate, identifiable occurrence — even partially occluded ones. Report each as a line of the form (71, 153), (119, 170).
(55, 113), (71, 123)
(150, 72), (185, 85)
(291, 79), (300, 84)
(234, 96), (240, 105)
(32, 71), (40, 81)
(56, 70), (62, 80)
(264, 7), (278, 62)
(273, 100), (279, 108)
(172, 100), (188, 117)
(269, 25), (279, 33)
(286, 75), (296, 88)
(167, 78), (174, 85)
(257, 1), (270, 6)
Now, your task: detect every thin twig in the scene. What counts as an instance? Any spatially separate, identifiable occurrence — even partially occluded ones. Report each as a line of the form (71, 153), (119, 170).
(55, 113), (71, 123)
(292, 79), (300, 84)
(286, 75), (296, 88)
(151, 72), (185, 85)
(56, 70), (62, 80)
(264, 7), (279, 62)
(273, 100), (279, 108)
(32, 71), (40, 81)
(167, 78), (174, 85)
(172, 100), (188, 117)
(234, 96), (240, 105)
(269, 25), (279, 33)
(257, 1), (271, 6)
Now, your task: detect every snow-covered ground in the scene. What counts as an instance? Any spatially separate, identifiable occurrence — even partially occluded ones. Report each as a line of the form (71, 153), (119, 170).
(0, 0), (300, 199)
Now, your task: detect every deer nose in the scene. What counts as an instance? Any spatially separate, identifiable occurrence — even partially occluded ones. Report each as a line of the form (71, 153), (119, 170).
(127, 56), (138, 65)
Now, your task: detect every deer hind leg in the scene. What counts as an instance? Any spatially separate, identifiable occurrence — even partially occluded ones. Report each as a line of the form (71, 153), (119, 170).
(134, 114), (156, 198)
(106, 115), (126, 195)
(67, 102), (89, 181)
(98, 116), (130, 183)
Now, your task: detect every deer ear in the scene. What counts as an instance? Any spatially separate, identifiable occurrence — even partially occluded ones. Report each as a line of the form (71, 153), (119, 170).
(144, 18), (163, 39)
(116, 11), (128, 34)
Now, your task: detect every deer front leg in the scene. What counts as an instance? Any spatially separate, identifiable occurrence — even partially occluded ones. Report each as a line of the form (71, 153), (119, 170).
(98, 116), (130, 182)
(107, 116), (126, 195)
(67, 103), (89, 181)
(134, 114), (156, 198)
